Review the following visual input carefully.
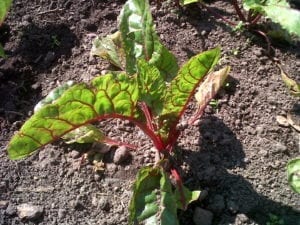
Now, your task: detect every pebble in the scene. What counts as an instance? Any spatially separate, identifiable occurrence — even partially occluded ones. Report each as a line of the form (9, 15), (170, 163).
(0, 200), (8, 209)
(113, 146), (130, 164)
(276, 115), (290, 127)
(5, 203), (17, 216)
(193, 207), (213, 225)
(272, 142), (287, 154)
(208, 194), (225, 214)
(17, 203), (44, 221)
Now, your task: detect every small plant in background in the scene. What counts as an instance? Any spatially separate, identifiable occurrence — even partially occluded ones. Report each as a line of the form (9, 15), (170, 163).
(179, 0), (300, 51)
(287, 158), (300, 194)
(0, 0), (12, 58)
(266, 213), (285, 225)
(7, 0), (230, 223)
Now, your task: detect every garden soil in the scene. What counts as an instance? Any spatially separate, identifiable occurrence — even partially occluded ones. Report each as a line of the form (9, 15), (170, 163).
(0, 0), (299, 225)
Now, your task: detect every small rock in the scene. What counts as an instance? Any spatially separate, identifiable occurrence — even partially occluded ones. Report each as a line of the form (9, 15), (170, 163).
(235, 213), (249, 224)
(227, 200), (239, 214)
(208, 194), (225, 214)
(58, 208), (66, 220)
(198, 190), (208, 201)
(272, 142), (287, 154)
(193, 207), (213, 225)
(201, 30), (207, 36)
(5, 203), (17, 216)
(113, 146), (130, 164)
(69, 150), (80, 159)
(17, 203), (44, 221)
(0, 200), (8, 209)
(276, 115), (290, 127)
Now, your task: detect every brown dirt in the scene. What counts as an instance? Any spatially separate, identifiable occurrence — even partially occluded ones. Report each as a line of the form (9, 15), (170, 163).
(0, 0), (299, 225)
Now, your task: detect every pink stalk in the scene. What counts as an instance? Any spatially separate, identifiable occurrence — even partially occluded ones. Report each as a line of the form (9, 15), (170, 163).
(171, 168), (187, 210)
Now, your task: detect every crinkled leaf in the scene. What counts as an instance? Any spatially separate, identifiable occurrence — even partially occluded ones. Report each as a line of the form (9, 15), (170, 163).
(129, 166), (179, 225)
(7, 73), (142, 160)
(0, 0), (12, 25)
(287, 158), (300, 193)
(243, 0), (300, 37)
(62, 124), (105, 144)
(160, 47), (220, 140)
(91, 32), (125, 69)
(34, 81), (75, 112)
(190, 66), (230, 123)
(137, 60), (166, 115)
(280, 66), (300, 97)
(175, 185), (200, 210)
(119, 0), (178, 79)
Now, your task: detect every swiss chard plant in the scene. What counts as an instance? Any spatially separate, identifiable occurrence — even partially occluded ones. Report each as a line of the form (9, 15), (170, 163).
(0, 0), (12, 58)
(180, 0), (300, 47)
(7, 0), (230, 223)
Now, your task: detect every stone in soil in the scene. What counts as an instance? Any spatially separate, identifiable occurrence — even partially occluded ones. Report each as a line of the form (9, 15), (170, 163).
(113, 146), (130, 164)
(193, 207), (213, 225)
(17, 203), (44, 221)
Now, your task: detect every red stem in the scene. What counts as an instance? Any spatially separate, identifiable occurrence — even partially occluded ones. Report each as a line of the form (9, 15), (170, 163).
(231, 0), (247, 22)
(250, 14), (262, 25)
(171, 168), (187, 210)
(102, 137), (138, 150)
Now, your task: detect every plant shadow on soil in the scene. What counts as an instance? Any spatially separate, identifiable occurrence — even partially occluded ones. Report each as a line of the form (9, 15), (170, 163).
(0, 23), (78, 125)
(178, 116), (299, 225)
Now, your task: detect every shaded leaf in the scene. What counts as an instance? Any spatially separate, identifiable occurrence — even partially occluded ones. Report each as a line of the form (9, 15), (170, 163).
(118, 0), (178, 79)
(175, 185), (200, 210)
(160, 47), (220, 140)
(287, 158), (300, 193)
(7, 73), (142, 160)
(91, 32), (125, 69)
(62, 124), (105, 144)
(0, 43), (5, 58)
(243, 0), (300, 37)
(0, 0), (12, 25)
(190, 66), (230, 124)
(129, 166), (179, 225)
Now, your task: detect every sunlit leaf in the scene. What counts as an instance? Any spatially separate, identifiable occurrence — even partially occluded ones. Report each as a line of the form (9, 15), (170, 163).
(180, 0), (199, 6)
(243, 0), (300, 37)
(7, 73), (142, 160)
(279, 65), (300, 97)
(91, 32), (126, 69)
(129, 166), (179, 225)
(175, 185), (200, 210)
(287, 158), (300, 193)
(137, 60), (166, 115)
(0, 0), (12, 25)
(190, 66), (230, 123)
(119, 0), (178, 79)
(160, 47), (220, 140)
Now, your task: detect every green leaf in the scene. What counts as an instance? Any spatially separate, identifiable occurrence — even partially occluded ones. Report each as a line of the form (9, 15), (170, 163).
(62, 124), (105, 144)
(118, 0), (178, 79)
(160, 47), (220, 139)
(287, 158), (300, 193)
(34, 81), (75, 112)
(0, 43), (6, 58)
(91, 32), (126, 69)
(7, 73), (142, 160)
(243, 0), (300, 37)
(129, 166), (179, 225)
(0, 0), (12, 25)
(180, 0), (199, 6)
(175, 185), (201, 210)
(279, 65), (300, 97)
(137, 60), (166, 115)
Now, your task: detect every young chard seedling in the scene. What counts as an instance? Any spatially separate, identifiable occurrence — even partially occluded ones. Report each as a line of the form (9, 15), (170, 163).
(7, 0), (230, 224)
